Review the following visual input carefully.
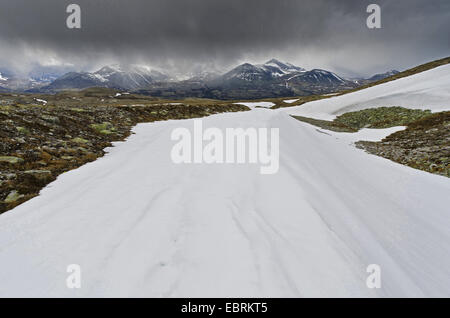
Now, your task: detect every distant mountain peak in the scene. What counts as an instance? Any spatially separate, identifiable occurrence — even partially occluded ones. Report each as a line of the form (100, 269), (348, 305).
(263, 59), (305, 73)
(265, 58), (284, 66)
(96, 65), (123, 75)
(293, 69), (346, 84)
(42, 64), (169, 92)
(368, 70), (400, 82)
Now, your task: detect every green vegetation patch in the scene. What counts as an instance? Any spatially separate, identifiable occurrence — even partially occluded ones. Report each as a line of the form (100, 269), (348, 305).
(90, 122), (117, 135)
(335, 107), (432, 130)
(293, 107), (432, 132)
(16, 126), (30, 135)
(4, 190), (24, 204)
(0, 156), (24, 164)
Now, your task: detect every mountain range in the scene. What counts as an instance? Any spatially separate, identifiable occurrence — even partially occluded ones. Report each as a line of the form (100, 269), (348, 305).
(1, 59), (399, 99)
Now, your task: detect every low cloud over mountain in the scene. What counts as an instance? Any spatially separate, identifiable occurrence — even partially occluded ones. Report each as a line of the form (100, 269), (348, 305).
(0, 0), (449, 78)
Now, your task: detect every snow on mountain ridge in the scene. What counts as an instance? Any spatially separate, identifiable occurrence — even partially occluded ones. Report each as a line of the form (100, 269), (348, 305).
(287, 63), (450, 120)
(44, 64), (170, 91)
(222, 60), (306, 81)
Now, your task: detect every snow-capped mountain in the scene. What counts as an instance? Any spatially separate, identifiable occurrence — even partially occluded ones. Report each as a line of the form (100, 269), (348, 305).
(286, 69), (346, 85)
(221, 63), (275, 82)
(172, 64), (224, 82)
(0, 65), (74, 92)
(28, 64), (78, 83)
(139, 60), (358, 99)
(262, 58), (306, 75)
(221, 59), (305, 82)
(43, 64), (169, 91)
(281, 69), (358, 95)
(0, 70), (51, 92)
(1, 59), (395, 98)
(349, 70), (401, 85)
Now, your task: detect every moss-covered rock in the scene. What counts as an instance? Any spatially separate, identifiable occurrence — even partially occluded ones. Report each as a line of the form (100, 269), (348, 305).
(0, 156), (24, 164)
(24, 170), (53, 181)
(41, 115), (60, 124)
(335, 107), (432, 130)
(16, 127), (30, 135)
(4, 190), (24, 203)
(91, 122), (117, 135)
(71, 137), (89, 144)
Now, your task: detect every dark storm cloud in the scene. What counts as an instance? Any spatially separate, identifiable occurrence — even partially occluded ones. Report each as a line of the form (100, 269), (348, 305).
(0, 0), (449, 76)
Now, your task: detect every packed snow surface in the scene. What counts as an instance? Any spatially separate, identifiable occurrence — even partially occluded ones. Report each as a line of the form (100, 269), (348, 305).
(287, 64), (450, 120)
(0, 64), (450, 297)
(313, 126), (407, 144)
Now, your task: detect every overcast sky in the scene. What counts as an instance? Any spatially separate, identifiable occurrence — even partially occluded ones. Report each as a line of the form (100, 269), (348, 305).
(0, 0), (449, 77)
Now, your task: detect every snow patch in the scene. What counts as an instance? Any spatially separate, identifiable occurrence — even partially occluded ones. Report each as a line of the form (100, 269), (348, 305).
(89, 73), (108, 83)
(34, 98), (48, 105)
(234, 102), (275, 109)
(329, 126), (406, 144)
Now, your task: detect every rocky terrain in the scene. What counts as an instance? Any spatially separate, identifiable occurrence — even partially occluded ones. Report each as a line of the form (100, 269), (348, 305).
(293, 107), (449, 177)
(357, 111), (449, 177)
(0, 90), (248, 213)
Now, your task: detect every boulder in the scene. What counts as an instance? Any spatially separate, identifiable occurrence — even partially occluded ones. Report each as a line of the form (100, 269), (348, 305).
(4, 190), (24, 203)
(0, 156), (24, 164)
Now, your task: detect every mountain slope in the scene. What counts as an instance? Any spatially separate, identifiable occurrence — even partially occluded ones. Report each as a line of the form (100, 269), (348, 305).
(219, 59), (304, 82)
(367, 70), (400, 82)
(282, 69), (358, 95)
(264, 58), (305, 73)
(0, 65), (75, 92)
(199, 60), (351, 99)
(220, 63), (275, 82)
(287, 63), (450, 120)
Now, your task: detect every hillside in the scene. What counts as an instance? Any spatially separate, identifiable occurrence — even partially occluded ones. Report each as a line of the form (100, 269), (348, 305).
(287, 63), (450, 120)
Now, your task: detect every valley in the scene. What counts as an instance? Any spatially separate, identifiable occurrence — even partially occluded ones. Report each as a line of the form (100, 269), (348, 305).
(0, 56), (449, 297)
